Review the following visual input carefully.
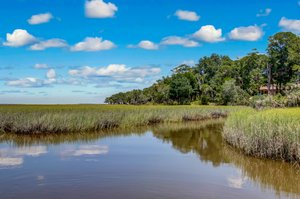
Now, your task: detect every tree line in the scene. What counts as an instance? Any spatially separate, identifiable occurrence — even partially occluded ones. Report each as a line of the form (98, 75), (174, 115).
(105, 32), (300, 105)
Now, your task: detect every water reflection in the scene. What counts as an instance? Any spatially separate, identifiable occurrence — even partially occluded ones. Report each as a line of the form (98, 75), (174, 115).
(0, 157), (23, 167)
(0, 128), (145, 146)
(152, 121), (300, 198)
(0, 120), (299, 198)
(0, 145), (47, 168)
(152, 121), (226, 166)
(62, 145), (109, 157)
(222, 146), (300, 197)
(227, 169), (248, 189)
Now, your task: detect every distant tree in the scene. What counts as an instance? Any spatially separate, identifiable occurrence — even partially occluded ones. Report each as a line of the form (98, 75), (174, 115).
(105, 33), (299, 106)
(194, 54), (234, 102)
(195, 54), (233, 82)
(221, 79), (249, 105)
(236, 51), (268, 95)
(169, 75), (193, 104)
(268, 32), (300, 91)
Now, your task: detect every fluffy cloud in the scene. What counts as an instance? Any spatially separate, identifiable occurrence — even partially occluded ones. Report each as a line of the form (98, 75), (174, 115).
(138, 40), (159, 50)
(193, 25), (225, 43)
(30, 39), (68, 50)
(128, 40), (159, 50)
(27, 12), (53, 25)
(3, 29), (67, 50)
(34, 64), (49, 69)
(69, 64), (127, 76)
(71, 37), (116, 51)
(6, 69), (57, 87)
(46, 69), (56, 79)
(174, 10), (200, 21)
(229, 25), (264, 41)
(256, 8), (271, 17)
(69, 64), (159, 77)
(68, 64), (161, 84)
(3, 29), (37, 47)
(6, 77), (46, 87)
(160, 36), (199, 47)
(85, 0), (118, 18)
(279, 17), (300, 34)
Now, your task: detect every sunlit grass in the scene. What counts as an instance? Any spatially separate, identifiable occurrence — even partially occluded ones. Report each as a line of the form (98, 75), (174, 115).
(223, 108), (300, 163)
(0, 104), (243, 134)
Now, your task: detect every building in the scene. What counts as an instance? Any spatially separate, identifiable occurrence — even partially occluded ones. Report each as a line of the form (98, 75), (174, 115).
(259, 85), (277, 95)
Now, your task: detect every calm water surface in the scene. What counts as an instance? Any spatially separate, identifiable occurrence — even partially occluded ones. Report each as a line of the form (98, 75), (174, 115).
(0, 121), (299, 199)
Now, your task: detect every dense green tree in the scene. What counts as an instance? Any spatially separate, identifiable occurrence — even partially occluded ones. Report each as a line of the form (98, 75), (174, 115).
(105, 32), (300, 106)
(195, 54), (233, 83)
(169, 74), (193, 104)
(268, 32), (300, 91)
(236, 51), (268, 95)
(221, 79), (249, 105)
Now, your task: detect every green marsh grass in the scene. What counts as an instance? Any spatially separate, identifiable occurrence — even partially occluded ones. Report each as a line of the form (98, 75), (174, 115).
(223, 108), (300, 163)
(0, 105), (242, 134)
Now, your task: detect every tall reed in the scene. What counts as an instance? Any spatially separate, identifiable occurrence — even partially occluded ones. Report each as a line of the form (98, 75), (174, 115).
(223, 108), (300, 163)
(0, 105), (242, 134)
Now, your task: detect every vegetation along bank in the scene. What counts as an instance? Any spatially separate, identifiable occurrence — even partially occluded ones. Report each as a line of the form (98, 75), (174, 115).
(223, 108), (300, 163)
(0, 105), (242, 134)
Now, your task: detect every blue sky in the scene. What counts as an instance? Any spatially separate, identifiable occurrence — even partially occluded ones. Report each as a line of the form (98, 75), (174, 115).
(0, 0), (299, 104)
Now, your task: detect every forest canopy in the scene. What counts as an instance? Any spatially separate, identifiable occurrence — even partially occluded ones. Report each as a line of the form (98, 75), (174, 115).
(105, 32), (300, 106)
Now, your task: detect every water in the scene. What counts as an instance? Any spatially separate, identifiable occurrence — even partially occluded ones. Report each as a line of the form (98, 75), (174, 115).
(0, 121), (299, 199)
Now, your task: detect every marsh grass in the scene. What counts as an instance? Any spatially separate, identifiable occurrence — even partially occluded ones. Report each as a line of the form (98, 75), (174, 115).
(223, 108), (300, 163)
(0, 105), (242, 134)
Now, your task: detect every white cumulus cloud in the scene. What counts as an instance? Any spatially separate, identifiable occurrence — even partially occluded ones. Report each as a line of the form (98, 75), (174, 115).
(34, 64), (49, 69)
(279, 17), (300, 34)
(71, 37), (116, 51)
(128, 40), (159, 50)
(6, 77), (45, 87)
(160, 36), (199, 47)
(27, 13), (53, 25)
(229, 25), (264, 41)
(6, 69), (57, 87)
(46, 69), (56, 79)
(30, 39), (68, 50)
(3, 29), (37, 47)
(85, 0), (118, 18)
(256, 8), (271, 17)
(138, 40), (159, 50)
(193, 25), (225, 43)
(174, 10), (200, 21)
(68, 64), (161, 84)
(69, 64), (128, 76)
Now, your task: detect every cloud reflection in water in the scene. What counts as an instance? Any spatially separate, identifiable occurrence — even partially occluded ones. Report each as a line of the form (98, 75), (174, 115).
(0, 146), (47, 168)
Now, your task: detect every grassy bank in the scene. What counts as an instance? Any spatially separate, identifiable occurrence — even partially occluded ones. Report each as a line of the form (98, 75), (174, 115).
(0, 105), (243, 134)
(223, 108), (300, 163)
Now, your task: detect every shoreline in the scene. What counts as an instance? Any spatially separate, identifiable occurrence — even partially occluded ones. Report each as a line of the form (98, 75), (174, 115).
(0, 105), (238, 134)
(1, 104), (299, 165)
